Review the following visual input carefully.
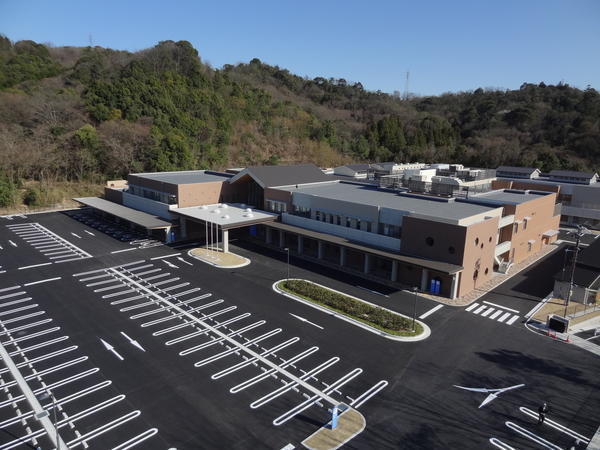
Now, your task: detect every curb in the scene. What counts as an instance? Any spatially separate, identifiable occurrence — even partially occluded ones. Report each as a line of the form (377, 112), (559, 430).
(187, 249), (251, 269)
(273, 279), (431, 342)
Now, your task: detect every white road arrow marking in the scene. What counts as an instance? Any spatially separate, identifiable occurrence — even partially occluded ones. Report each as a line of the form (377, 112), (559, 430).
(84, 230), (95, 236)
(8, 240), (17, 247)
(163, 260), (179, 269)
(120, 332), (146, 352)
(100, 338), (124, 360)
(71, 232), (82, 239)
(176, 257), (193, 266)
(0, 245), (3, 250)
(454, 383), (525, 408)
(289, 313), (323, 330)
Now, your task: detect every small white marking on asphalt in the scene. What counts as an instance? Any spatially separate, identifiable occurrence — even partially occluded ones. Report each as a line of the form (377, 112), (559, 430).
(18, 263), (52, 270)
(505, 421), (562, 450)
(519, 407), (590, 443)
(100, 338), (124, 360)
(83, 230), (95, 236)
(111, 248), (138, 254)
(489, 310), (503, 320)
(24, 277), (61, 287)
(70, 232), (81, 239)
(419, 304), (444, 319)
(150, 253), (181, 260)
(506, 315), (520, 325)
(473, 305), (487, 314)
(465, 303), (479, 312)
(481, 307), (495, 317)
(8, 240), (17, 247)
(280, 444), (295, 450)
(483, 301), (519, 313)
(162, 260), (179, 269)
(0, 245), (3, 250)
(289, 313), (323, 329)
(489, 437), (516, 450)
(497, 312), (511, 323)
(177, 256), (193, 266)
(120, 331), (146, 352)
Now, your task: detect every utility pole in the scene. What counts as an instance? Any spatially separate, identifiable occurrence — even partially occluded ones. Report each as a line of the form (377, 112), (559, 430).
(404, 71), (410, 101)
(563, 225), (589, 318)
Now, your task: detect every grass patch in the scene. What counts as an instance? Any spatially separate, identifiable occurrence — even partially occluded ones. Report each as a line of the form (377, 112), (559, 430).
(279, 279), (423, 337)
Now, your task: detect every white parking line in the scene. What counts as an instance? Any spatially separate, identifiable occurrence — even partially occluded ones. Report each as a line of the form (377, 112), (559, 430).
(8, 240), (17, 247)
(519, 407), (590, 443)
(71, 232), (82, 238)
(505, 421), (562, 450)
(84, 230), (95, 236)
(0, 285), (21, 293)
(489, 310), (503, 320)
(167, 313), (251, 346)
(179, 320), (266, 356)
(489, 437), (516, 450)
(0, 291), (26, 300)
(23, 277), (61, 286)
(150, 253), (181, 260)
(111, 428), (159, 450)
(111, 248), (139, 254)
(497, 312), (511, 323)
(481, 307), (495, 317)
(0, 319), (54, 337)
(465, 303), (479, 312)
(67, 410), (141, 448)
(483, 301), (520, 313)
(1, 326), (60, 344)
(473, 305), (487, 314)
(506, 315), (520, 325)
(18, 262), (52, 270)
(419, 304), (444, 319)
(350, 380), (389, 408)
(289, 313), (324, 329)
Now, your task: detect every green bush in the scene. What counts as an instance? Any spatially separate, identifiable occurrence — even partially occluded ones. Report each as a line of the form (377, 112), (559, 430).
(23, 187), (41, 206)
(281, 280), (422, 336)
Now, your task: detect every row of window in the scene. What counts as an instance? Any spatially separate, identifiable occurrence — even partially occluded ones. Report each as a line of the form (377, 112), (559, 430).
(128, 185), (177, 204)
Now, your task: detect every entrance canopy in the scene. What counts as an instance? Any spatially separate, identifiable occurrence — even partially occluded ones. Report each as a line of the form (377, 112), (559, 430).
(73, 197), (172, 229)
(172, 203), (278, 230)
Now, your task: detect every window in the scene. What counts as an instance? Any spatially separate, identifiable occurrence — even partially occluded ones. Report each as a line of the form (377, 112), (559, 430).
(315, 211), (321, 221)
(484, 268), (489, 275)
(523, 219), (528, 230)
(528, 241), (533, 252)
(480, 243), (484, 249)
(475, 237), (479, 246)
(426, 237), (434, 246)
(473, 269), (479, 280)
(488, 236), (492, 243)
(513, 223), (518, 234)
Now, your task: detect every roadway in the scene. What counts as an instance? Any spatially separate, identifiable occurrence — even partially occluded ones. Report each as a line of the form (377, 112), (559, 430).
(0, 211), (598, 449)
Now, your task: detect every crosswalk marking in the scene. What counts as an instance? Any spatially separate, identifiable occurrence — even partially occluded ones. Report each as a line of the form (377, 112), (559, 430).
(466, 304), (520, 326)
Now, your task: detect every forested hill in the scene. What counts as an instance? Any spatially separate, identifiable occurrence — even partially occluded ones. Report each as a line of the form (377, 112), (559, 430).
(0, 37), (599, 208)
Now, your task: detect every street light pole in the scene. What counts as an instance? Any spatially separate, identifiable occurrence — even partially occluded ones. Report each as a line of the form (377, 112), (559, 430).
(52, 393), (59, 450)
(563, 225), (589, 319)
(284, 247), (290, 280)
(412, 287), (418, 331)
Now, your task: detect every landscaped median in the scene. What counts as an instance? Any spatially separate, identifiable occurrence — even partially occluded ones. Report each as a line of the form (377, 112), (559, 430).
(273, 279), (430, 342)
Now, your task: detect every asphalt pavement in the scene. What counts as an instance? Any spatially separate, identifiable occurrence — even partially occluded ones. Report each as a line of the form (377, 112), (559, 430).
(0, 211), (598, 449)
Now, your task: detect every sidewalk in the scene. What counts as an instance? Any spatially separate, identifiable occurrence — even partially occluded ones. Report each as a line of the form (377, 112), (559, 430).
(414, 243), (560, 306)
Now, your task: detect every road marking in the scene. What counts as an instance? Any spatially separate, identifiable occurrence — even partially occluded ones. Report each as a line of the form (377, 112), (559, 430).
(111, 248), (139, 254)
(120, 331), (146, 352)
(419, 304), (444, 319)
(506, 315), (520, 325)
(150, 253), (181, 260)
(481, 307), (495, 317)
(497, 312), (511, 323)
(71, 232), (82, 238)
(489, 437), (516, 450)
(163, 260), (179, 269)
(66, 410), (141, 448)
(289, 313), (324, 329)
(483, 301), (519, 313)
(84, 230), (95, 236)
(177, 256), (193, 266)
(473, 305), (487, 314)
(519, 407), (590, 443)
(100, 338), (124, 360)
(179, 320), (266, 356)
(112, 428), (159, 450)
(0, 291), (26, 300)
(351, 380), (389, 408)
(506, 421), (562, 450)
(24, 277), (62, 286)
(489, 310), (503, 320)
(454, 384), (525, 408)
(0, 285), (21, 293)
(465, 303), (479, 311)
(280, 445), (295, 450)
(8, 240), (17, 247)
(356, 285), (389, 297)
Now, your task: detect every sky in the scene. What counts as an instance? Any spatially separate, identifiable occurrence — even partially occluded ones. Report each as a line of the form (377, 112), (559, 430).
(1, 0), (599, 96)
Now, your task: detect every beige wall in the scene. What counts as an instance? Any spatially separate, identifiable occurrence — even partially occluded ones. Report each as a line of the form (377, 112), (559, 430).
(177, 181), (228, 207)
(106, 179), (127, 189)
(400, 215), (499, 297)
(508, 193), (560, 264)
(264, 188), (293, 211)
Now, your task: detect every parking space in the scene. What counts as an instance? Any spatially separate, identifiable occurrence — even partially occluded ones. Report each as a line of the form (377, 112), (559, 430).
(6, 222), (92, 264)
(0, 285), (159, 449)
(73, 260), (388, 429)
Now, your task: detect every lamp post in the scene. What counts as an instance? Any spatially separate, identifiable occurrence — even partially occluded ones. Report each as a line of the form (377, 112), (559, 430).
(36, 390), (60, 450)
(563, 225), (589, 318)
(284, 247), (290, 281)
(412, 287), (418, 332)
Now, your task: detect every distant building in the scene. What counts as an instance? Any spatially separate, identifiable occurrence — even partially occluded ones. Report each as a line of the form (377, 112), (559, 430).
(496, 166), (541, 179)
(548, 170), (598, 185)
(332, 164), (372, 179)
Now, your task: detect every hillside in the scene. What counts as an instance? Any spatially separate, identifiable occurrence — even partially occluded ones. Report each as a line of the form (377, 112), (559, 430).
(1, 37), (599, 210)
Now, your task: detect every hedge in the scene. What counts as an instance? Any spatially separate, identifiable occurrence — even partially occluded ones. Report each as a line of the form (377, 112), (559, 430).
(280, 279), (422, 337)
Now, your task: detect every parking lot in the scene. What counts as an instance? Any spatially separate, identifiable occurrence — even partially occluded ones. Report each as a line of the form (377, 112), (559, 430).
(0, 211), (599, 449)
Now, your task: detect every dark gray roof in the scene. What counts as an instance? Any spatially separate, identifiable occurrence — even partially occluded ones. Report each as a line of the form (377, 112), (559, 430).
(230, 164), (331, 188)
(496, 166), (540, 174)
(130, 170), (232, 185)
(279, 181), (498, 221)
(73, 197), (172, 229)
(549, 170), (598, 179)
(469, 189), (549, 205)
